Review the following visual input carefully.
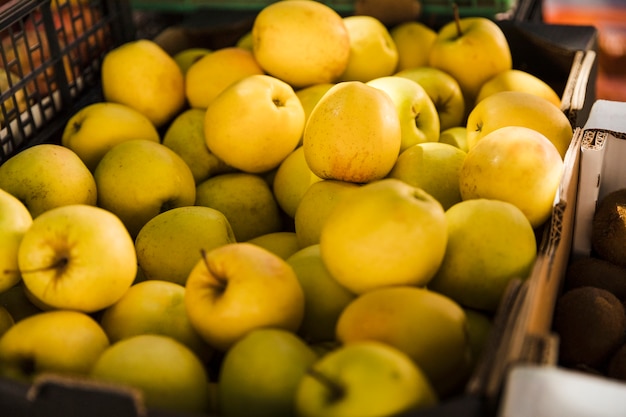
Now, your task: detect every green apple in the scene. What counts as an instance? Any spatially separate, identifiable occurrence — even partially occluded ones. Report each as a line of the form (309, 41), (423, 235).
(247, 231), (301, 260)
(428, 14), (512, 105)
(61, 101), (160, 171)
(99, 280), (211, 362)
(303, 81), (401, 183)
(89, 334), (211, 414)
(294, 179), (361, 248)
(184, 242), (305, 351)
(387, 142), (467, 210)
(338, 15), (398, 83)
(0, 188), (32, 293)
(162, 108), (234, 184)
(286, 244), (356, 343)
(438, 126), (469, 152)
(0, 307), (14, 338)
(0, 310), (109, 382)
(251, 0), (350, 88)
(172, 47), (211, 75)
(366, 75), (440, 152)
(295, 340), (438, 417)
(0, 283), (42, 322)
(390, 21), (437, 71)
(135, 206), (236, 286)
(428, 199), (537, 313)
(395, 66), (466, 132)
(475, 68), (562, 108)
(204, 74), (305, 174)
(0, 144), (96, 218)
(17, 204), (137, 313)
(335, 286), (471, 397)
(94, 139), (196, 238)
(320, 178), (447, 294)
(466, 90), (573, 158)
(272, 146), (322, 219)
(459, 125), (564, 228)
(195, 172), (283, 242)
(218, 328), (318, 417)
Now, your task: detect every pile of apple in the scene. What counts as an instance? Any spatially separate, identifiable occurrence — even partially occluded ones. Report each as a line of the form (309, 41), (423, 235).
(0, 1), (576, 416)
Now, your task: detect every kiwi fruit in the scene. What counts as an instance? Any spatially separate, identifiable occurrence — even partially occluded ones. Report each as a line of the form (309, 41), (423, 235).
(591, 189), (626, 268)
(553, 286), (626, 368)
(564, 256), (626, 300)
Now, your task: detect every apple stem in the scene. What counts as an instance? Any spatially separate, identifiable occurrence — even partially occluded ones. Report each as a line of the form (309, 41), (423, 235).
(306, 366), (345, 402)
(453, 3), (462, 38)
(200, 248), (228, 291)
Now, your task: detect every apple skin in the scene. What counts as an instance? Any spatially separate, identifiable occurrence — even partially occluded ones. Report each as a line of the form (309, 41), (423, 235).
(0, 188), (33, 293)
(0, 144), (97, 218)
(438, 126), (469, 152)
(0, 310), (110, 382)
(218, 328), (318, 417)
(475, 69), (562, 108)
(17, 204), (137, 313)
(172, 47), (211, 75)
(0, 306), (13, 338)
(89, 334), (211, 414)
(247, 231), (301, 260)
(184, 242), (305, 351)
(459, 125), (564, 228)
(320, 178), (447, 294)
(295, 340), (438, 417)
(390, 21), (437, 71)
(428, 199), (538, 313)
(204, 74), (305, 174)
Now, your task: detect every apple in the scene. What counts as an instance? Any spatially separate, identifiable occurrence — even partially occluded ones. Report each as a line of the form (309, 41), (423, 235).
(235, 31), (253, 51)
(17, 204), (137, 312)
(0, 188), (33, 293)
(335, 286), (471, 397)
(0, 144), (96, 218)
(294, 179), (361, 248)
(272, 146), (323, 218)
(286, 244), (356, 344)
(247, 231), (301, 260)
(395, 66), (466, 132)
(428, 198), (538, 313)
(0, 310), (109, 382)
(184, 242), (305, 351)
(185, 46), (264, 109)
(303, 81), (401, 183)
(295, 340), (438, 417)
(320, 178), (447, 294)
(459, 125), (564, 228)
(387, 142), (467, 210)
(61, 101), (160, 171)
(162, 108), (234, 184)
(195, 172), (283, 242)
(218, 328), (318, 417)
(94, 139), (196, 238)
(390, 21), (437, 71)
(0, 68), (27, 126)
(475, 68), (562, 108)
(251, 0), (350, 88)
(295, 83), (335, 127)
(89, 334), (211, 414)
(464, 308), (494, 367)
(102, 39), (185, 128)
(172, 47), (211, 75)
(428, 12), (512, 105)
(0, 283), (42, 322)
(466, 90), (573, 158)
(0, 307), (13, 338)
(438, 126), (469, 152)
(99, 280), (212, 362)
(134, 206), (236, 286)
(204, 74), (305, 174)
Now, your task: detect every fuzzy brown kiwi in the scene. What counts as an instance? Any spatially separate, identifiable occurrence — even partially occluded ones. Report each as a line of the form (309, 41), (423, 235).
(564, 256), (626, 300)
(591, 189), (626, 268)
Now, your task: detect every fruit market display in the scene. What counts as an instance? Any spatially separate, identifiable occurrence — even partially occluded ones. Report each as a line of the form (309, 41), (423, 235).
(0, 1), (575, 416)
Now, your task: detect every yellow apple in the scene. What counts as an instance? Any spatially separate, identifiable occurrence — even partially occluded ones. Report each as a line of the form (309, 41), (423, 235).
(320, 178), (447, 294)
(18, 204), (137, 312)
(185, 46), (264, 109)
(195, 172), (283, 242)
(94, 139), (196, 238)
(235, 31), (253, 51)
(0, 144), (96, 218)
(101, 39), (185, 128)
(459, 125), (564, 228)
(339, 15), (399, 83)
(438, 126), (469, 152)
(335, 286), (471, 398)
(303, 81), (401, 183)
(247, 231), (300, 260)
(172, 47), (211, 75)
(89, 334), (211, 414)
(184, 243), (305, 351)
(466, 90), (573, 158)
(0, 188), (32, 293)
(0, 283), (42, 322)
(251, 0), (350, 88)
(135, 206), (236, 286)
(390, 21), (437, 71)
(475, 68), (562, 108)
(61, 101), (160, 171)
(0, 68), (27, 126)
(204, 74), (305, 174)
(0, 307), (13, 338)
(294, 179), (361, 248)
(295, 82), (335, 145)
(272, 146), (322, 218)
